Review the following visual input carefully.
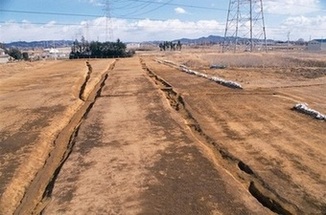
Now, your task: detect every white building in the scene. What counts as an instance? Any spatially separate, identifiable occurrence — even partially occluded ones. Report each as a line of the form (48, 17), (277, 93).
(0, 48), (9, 63)
(43, 47), (70, 59)
(126, 43), (140, 50)
(307, 39), (326, 51)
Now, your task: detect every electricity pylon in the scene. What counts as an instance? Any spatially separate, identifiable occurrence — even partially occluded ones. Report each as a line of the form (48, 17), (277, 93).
(223, 0), (267, 52)
(104, 0), (114, 41)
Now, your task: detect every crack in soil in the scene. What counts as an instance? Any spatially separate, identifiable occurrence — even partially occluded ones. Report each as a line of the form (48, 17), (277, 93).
(13, 60), (116, 215)
(141, 58), (301, 215)
(249, 182), (291, 215)
(79, 61), (93, 101)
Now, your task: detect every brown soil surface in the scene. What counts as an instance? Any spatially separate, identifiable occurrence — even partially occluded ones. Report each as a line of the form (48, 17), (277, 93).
(0, 59), (114, 214)
(144, 53), (326, 214)
(0, 51), (325, 215)
(43, 58), (270, 214)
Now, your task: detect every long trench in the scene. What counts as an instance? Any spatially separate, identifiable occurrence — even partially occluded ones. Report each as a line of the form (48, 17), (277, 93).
(140, 58), (299, 215)
(14, 60), (116, 215)
(14, 57), (303, 214)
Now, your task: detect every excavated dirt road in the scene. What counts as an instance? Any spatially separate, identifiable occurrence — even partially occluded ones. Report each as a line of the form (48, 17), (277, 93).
(43, 58), (270, 214)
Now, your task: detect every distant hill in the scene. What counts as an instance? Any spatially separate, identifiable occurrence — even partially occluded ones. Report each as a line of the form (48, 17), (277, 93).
(173, 35), (275, 45)
(147, 35), (226, 46)
(175, 35), (225, 44)
(4, 40), (74, 49)
(3, 35), (278, 49)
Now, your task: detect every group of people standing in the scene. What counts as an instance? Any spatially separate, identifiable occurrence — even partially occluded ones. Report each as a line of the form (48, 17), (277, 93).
(159, 40), (182, 51)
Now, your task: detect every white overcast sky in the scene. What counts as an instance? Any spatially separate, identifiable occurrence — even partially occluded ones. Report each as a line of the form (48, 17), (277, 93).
(0, 0), (325, 42)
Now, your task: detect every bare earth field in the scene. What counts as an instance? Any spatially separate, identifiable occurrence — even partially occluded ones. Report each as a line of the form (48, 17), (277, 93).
(0, 50), (325, 214)
(0, 59), (114, 214)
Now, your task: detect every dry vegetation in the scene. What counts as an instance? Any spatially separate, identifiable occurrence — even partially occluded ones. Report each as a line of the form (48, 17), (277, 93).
(166, 50), (326, 69)
(158, 49), (326, 93)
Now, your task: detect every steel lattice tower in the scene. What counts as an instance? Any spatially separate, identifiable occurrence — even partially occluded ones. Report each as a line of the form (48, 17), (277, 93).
(104, 0), (114, 41)
(223, 0), (267, 52)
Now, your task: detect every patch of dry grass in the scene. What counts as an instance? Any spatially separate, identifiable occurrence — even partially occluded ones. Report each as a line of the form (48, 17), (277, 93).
(204, 52), (326, 68)
(164, 50), (326, 69)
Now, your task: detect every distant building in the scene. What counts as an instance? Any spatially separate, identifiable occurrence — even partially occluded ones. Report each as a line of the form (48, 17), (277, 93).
(0, 48), (9, 63)
(43, 47), (70, 59)
(126, 43), (140, 50)
(307, 39), (326, 51)
(0, 48), (5, 55)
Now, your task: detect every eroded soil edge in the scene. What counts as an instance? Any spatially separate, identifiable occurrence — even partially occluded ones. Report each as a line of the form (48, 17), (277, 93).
(141, 58), (299, 215)
(79, 61), (93, 101)
(14, 60), (116, 215)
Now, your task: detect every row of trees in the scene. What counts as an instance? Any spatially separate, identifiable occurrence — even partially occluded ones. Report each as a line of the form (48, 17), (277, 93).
(0, 43), (29, 60)
(70, 37), (133, 59)
(159, 41), (182, 51)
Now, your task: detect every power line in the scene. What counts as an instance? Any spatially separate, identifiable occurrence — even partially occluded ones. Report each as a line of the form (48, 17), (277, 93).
(127, 0), (326, 12)
(2, 0), (326, 16)
(1, 5), (325, 22)
(1, 20), (326, 32)
(109, 0), (326, 13)
(0, 20), (218, 30)
(0, 1), (227, 20)
(0, 20), (81, 26)
(115, 1), (154, 17)
(1, 9), (325, 31)
(0, 9), (163, 21)
(0, 9), (101, 18)
(119, 0), (174, 18)
(1, 4), (326, 33)
(111, 1), (152, 11)
(124, 0), (225, 11)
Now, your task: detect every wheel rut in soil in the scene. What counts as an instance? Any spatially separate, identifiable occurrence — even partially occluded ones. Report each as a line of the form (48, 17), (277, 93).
(140, 58), (299, 215)
(14, 60), (117, 215)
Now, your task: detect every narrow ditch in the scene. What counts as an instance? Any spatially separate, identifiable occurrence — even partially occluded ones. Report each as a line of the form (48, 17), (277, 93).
(249, 182), (292, 215)
(79, 61), (93, 101)
(14, 60), (116, 215)
(42, 72), (109, 205)
(141, 58), (300, 215)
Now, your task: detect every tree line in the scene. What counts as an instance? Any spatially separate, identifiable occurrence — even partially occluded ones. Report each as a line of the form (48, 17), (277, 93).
(70, 37), (134, 59)
(159, 41), (182, 51)
(0, 43), (29, 60)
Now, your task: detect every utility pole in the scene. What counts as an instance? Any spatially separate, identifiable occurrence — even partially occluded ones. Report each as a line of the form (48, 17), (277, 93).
(249, 0), (253, 52)
(287, 31), (291, 51)
(86, 21), (90, 42)
(223, 0), (267, 52)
